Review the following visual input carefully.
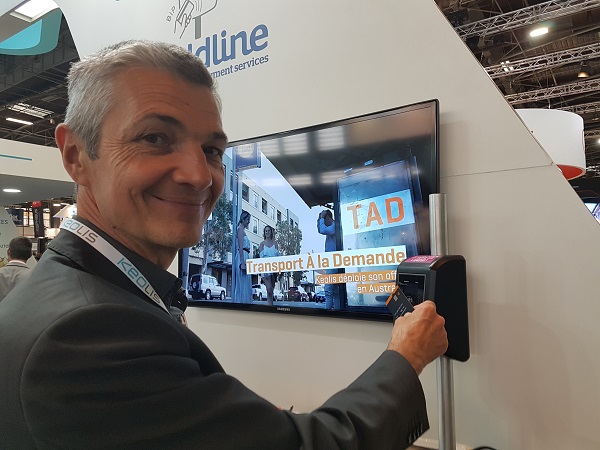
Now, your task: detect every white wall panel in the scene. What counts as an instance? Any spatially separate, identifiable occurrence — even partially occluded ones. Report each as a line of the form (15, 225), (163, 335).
(446, 165), (600, 448)
(0, 139), (69, 180)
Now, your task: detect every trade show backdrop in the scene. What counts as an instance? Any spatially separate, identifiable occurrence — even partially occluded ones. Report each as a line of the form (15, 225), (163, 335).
(2, 1), (598, 448)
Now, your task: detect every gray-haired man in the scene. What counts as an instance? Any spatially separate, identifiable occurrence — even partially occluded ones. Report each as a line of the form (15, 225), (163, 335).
(0, 40), (447, 449)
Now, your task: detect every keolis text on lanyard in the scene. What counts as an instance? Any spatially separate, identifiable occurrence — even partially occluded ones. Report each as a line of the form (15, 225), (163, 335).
(59, 218), (168, 313)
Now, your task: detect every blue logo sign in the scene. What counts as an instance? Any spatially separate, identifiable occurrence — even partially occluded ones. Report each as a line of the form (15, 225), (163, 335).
(166, 1), (270, 77)
(6, 208), (23, 226)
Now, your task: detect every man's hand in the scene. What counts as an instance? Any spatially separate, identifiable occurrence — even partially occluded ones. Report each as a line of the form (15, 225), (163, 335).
(387, 301), (448, 374)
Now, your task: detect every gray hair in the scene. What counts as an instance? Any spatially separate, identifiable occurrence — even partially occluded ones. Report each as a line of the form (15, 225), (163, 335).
(63, 40), (219, 159)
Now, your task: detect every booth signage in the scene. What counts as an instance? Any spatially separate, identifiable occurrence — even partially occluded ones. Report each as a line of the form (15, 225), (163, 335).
(6, 208), (23, 226)
(31, 201), (45, 238)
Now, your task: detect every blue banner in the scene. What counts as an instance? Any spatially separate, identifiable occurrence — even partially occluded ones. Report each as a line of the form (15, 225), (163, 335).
(6, 208), (23, 226)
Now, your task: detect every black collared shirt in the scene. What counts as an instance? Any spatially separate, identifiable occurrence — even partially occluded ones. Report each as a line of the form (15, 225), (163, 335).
(49, 216), (187, 321)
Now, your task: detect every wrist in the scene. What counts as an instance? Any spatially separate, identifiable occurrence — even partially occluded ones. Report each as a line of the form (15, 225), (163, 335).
(387, 347), (425, 375)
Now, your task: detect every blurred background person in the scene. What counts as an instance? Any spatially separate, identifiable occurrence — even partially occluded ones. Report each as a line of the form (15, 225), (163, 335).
(317, 209), (340, 309)
(0, 236), (33, 302)
(234, 210), (252, 303)
(257, 225), (280, 306)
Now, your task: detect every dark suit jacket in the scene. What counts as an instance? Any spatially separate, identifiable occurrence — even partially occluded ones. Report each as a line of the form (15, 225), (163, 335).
(0, 219), (428, 449)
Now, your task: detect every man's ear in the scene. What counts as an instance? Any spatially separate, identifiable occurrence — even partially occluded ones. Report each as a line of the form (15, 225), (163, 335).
(55, 123), (92, 187)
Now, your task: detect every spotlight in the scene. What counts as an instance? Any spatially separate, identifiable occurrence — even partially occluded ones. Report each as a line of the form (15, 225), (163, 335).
(6, 117), (33, 125)
(578, 62), (590, 78)
(529, 27), (548, 37)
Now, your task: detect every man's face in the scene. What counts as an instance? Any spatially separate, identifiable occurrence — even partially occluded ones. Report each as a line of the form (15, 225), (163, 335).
(77, 66), (226, 263)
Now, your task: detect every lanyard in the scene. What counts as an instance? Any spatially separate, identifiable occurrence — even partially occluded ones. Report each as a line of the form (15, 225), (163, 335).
(59, 218), (169, 314)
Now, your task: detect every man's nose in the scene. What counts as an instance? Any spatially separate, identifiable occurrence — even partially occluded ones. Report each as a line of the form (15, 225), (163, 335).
(171, 143), (213, 190)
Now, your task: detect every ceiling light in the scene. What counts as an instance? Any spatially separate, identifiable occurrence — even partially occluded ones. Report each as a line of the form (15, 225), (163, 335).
(2, 188), (22, 193)
(6, 117), (33, 125)
(7, 103), (53, 118)
(316, 128), (345, 151)
(578, 62), (590, 78)
(529, 27), (548, 37)
(500, 61), (514, 72)
(10, 0), (59, 22)
(282, 134), (308, 155)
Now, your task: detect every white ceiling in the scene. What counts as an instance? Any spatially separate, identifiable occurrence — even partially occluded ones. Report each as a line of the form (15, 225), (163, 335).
(0, 173), (74, 207)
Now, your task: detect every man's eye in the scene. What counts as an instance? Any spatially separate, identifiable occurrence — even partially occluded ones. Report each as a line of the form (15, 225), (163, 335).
(142, 134), (168, 146)
(204, 146), (224, 159)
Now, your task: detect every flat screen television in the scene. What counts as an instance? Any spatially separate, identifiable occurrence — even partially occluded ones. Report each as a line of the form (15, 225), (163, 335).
(178, 99), (439, 321)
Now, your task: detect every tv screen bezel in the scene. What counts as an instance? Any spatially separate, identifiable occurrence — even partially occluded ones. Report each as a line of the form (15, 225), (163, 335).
(179, 98), (440, 322)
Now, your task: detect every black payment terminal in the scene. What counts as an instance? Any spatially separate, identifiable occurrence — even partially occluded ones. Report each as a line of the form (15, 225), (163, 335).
(387, 255), (470, 362)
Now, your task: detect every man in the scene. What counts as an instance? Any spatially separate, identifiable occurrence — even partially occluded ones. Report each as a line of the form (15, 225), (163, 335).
(0, 40), (447, 449)
(0, 236), (32, 302)
(317, 209), (339, 309)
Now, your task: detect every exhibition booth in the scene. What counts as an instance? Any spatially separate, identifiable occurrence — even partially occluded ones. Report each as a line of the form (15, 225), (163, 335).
(1, 1), (599, 449)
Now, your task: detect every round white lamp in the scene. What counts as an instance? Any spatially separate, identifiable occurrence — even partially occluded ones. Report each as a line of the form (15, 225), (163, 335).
(516, 108), (586, 180)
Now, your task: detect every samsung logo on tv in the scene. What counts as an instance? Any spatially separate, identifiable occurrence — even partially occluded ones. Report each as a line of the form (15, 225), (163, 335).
(276, 307), (291, 312)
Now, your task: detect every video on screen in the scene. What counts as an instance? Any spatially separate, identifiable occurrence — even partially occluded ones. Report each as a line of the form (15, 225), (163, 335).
(179, 100), (439, 320)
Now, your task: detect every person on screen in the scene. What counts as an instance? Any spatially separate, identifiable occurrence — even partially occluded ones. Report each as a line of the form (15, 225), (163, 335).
(317, 208), (340, 309)
(0, 236), (32, 302)
(234, 209), (253, 303)
(258, 224), (280, 305)
(0, 40), (447, 449)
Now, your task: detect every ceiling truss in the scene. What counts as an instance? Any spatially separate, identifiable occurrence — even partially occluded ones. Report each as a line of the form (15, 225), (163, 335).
(505, 78), (600, 104)
(559, 100), (600, 115)
(455, 0), (600, 38)
(485, 42), (600, 78)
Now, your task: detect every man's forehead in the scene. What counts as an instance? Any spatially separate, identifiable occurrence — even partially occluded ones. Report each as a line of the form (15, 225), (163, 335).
(106, 67), (226, 135)
(112, 66), (217, 104)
